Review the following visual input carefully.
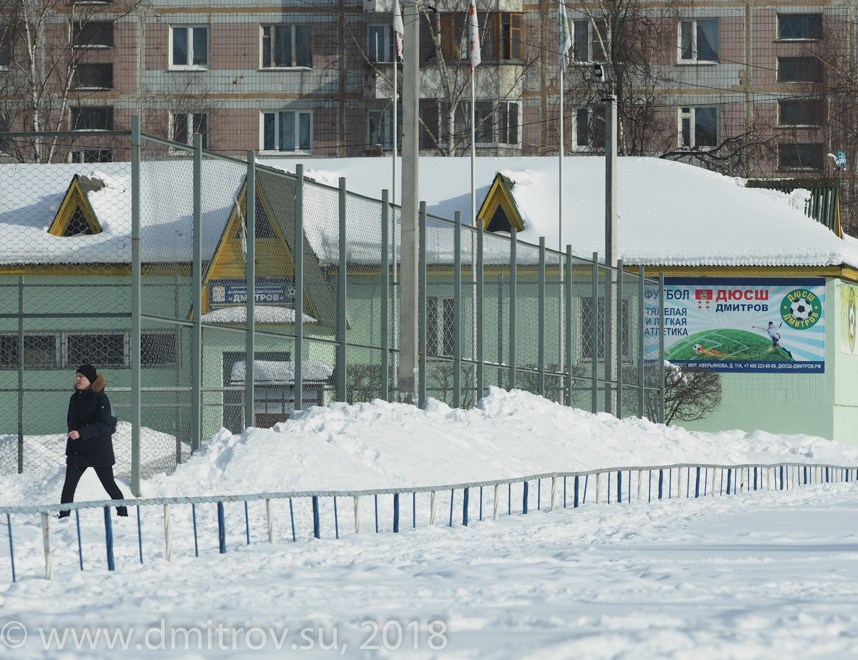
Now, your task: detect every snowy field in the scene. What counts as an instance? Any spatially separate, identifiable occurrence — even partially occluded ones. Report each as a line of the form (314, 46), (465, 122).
(2, 389), (858, 658)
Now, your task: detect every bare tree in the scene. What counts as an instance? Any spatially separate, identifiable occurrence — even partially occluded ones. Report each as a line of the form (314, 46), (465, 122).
(0, 0), (144, 162)
(631, 362), (721, 426)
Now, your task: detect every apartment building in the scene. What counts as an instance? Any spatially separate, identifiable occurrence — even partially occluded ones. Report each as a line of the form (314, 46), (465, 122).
(0, 0), (852, 219)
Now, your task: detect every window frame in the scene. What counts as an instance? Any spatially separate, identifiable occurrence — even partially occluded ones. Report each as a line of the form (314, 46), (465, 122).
(572, 18), (605, 64)
(69, 149), (113, 163)
(573, 106), (605, 151)
(260, 24), (312, 69)
(368, 107), (402, 151)
(778, 99), (824, 127)
(777, 56), (823, 83)
(72, 21), (114, 49)
(367, 24), (395, 63)
(777, 14), (823, 41)
(777, 143), (824, 171)
(71, 62), (113, 90)
(169, 25), (209, 70)
(260, 110), (313, 153)
(578, 296), (632, 362)
(1, 26), (12, 70)
(678, 106), (718, 149)
(70, 106), (113, 131)
(170, 111), (209, 149)
(456, 100), (521, 147)
(677, 18), (719, 63)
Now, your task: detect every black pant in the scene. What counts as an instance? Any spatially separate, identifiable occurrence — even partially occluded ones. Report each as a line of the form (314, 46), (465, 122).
(60, 463), (127, 517)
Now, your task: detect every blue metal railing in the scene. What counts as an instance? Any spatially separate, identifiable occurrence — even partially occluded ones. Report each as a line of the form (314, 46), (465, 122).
(1, 461), (856, 582)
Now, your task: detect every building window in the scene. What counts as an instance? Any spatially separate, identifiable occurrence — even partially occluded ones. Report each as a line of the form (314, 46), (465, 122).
(70, 149), (113, 163)
(777, 14), (822, 40)
(0, 335), (60, 369)
(573, 107), (605, 150)
(0, 112), (10, 152)
(368, 108), (402, 151)
(679, 106), (717, 148)
(261, 25), (312, 68)
(141, 332), (178, 367)
(778, 143), (823, 170)
(72, 21), (113, 48)
(171, 112), (209, 148)
(480, 13), (522, 61)
(1, 27), (11, 69)
(778, 99), (823, 126)
(579, 297), (631, 361)
(262, 110), (312, 152)
(573, 19), (605, 63)
(456, 101), (520, 146)
(70, 106), (113, 130)
(170, 26), (208, 69)
(368, 25), (396, 63)
(778, 57), (823, 82)
(66, 332), (126, 367)
(678, 19), (718, 62)
(72, 63), (113, 89)
(427, 296), (455, 357)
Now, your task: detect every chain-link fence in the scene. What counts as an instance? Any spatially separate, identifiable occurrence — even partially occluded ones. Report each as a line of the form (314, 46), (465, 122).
(0, 125), (665, 489)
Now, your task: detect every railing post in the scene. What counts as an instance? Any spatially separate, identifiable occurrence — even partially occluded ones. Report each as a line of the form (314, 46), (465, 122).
(522, 481), (528, 514)
(41, 512), (52, 580)
(104, 507), (115, 572)
(217, 502), (226, 553)
(6, 513), (16, 583)
(312, 496), (321, 539)
(266, 499), (274, 543)
(393, 493), (400, 533)
(462, 487), (470, 526)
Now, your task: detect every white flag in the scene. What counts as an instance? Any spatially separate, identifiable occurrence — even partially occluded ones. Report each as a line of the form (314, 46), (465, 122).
(558, 0), (572, 69)
(393, 0), (404, 61)
(468, 0), (481, 69)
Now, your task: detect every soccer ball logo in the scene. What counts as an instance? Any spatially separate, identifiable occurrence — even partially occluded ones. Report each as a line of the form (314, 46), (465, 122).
(692, 344), (704, 354)
(790, 298), (813, 321)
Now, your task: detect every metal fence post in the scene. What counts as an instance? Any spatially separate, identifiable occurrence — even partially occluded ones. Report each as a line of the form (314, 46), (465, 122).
(509, 229), (517, 390)
(130, 117), (142, 493)
(591, 252), (599, 413)
(295, 165), (305, 410)
(381, 190), (390, 401)
(565, 246), (573, 407)
(616, 258), (623, 418)
(453, 212), (462, 408)
(418, 201), (427, 406)
(191, 133), (203, 452)
(17, 276), (23, 474)
(245, 152), (256, 427)
(658, 272), (666, 423)
(538, 237), (546, 396)
(638, 265), (645, 418)
(476, 220), (485, 400)
(337, 177), (347, 402)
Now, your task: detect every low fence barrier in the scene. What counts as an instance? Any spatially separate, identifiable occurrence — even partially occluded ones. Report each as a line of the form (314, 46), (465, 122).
(1, 462), (856, 583)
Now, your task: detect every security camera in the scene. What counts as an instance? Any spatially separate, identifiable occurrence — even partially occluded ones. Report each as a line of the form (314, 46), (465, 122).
(593, 64), (605, 81)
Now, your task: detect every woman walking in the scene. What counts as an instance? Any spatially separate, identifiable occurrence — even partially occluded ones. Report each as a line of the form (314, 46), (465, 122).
(59, 364), (127, 518)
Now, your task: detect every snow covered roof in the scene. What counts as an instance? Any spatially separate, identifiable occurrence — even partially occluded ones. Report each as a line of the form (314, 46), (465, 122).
(2, 156), (857, 270)
(229, 359), (334, 384)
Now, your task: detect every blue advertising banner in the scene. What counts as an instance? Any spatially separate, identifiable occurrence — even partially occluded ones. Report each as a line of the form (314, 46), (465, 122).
(209, 278), (295, 308)
(645, 278), (825, 373)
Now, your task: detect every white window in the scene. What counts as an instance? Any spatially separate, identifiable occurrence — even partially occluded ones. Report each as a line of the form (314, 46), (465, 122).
(573, 19), (605, 63)
(678, 106), (717, 148)
(262, 110), (312, 152)
(573, 107), (604, 150)
(170, 26), (208, 69)
(261, 25), (312, 68)
(427, 296), (455, 357)
(368, 25), (395, 63)
(777, 14), (822, 40)
(456, 101), (521, 146)
(678, 19), (718, 63)
(578, 296), (631, 361)
(171, 112), (209, 148)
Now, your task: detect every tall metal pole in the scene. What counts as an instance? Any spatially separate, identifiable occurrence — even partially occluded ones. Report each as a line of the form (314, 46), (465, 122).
(191, 133), (202, 452)
(130, 117), (141, 494)
(604, 93), (618, 416)
(245, 152), (256, 427)
(398, 0), (420, 404)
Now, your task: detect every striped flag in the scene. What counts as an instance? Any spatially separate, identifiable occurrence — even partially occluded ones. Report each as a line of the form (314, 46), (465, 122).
(468, 0), (481, 69)
(393, 0), (404, 61)
(558, 0), (572, 69)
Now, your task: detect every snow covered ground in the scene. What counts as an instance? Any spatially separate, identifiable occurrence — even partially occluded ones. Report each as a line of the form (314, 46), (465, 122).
(2, 389), (858, 658)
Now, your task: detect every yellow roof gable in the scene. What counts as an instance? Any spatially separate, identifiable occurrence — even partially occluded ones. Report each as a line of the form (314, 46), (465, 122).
(47, 175), (104, 237)
(477, 173), (525, 233)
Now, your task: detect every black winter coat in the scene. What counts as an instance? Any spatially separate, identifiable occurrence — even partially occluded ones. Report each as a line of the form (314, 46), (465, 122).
(66, 374), (115, 467)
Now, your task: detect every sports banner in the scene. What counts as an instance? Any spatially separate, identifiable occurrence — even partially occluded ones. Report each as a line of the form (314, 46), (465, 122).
(644, 278), (825, 373)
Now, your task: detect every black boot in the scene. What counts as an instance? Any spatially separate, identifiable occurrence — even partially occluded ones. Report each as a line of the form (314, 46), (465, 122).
(116, 506), (128, 517)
